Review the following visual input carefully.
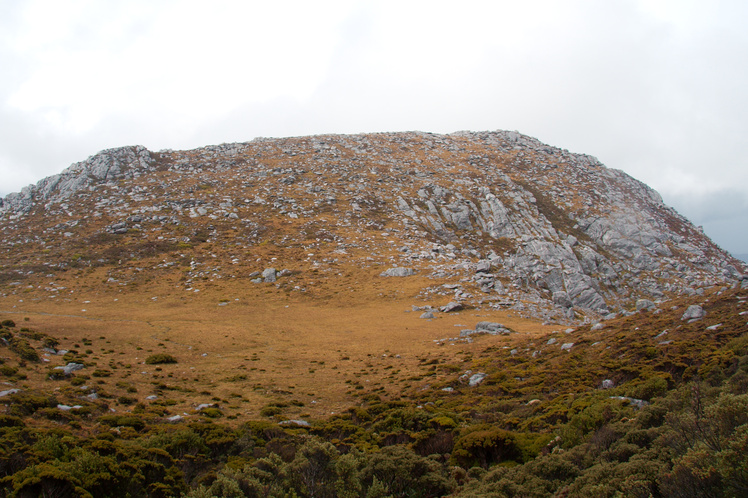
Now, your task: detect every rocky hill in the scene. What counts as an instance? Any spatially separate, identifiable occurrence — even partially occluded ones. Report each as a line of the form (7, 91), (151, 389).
(1, 131), (748, 497)
(1, 130), (744, 323)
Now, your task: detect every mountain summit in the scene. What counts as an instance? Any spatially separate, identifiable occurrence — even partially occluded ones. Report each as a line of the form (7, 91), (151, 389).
(1, 130), (744, 323)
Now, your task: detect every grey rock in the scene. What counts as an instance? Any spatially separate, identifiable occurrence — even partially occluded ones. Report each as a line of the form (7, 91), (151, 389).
(279, 419), (311, 427)
(469, 372), (487, 386)
(167, 415), (184, 422)
(601, 379), (615, 389)
(57, 404), (83, 411)
(0, 389), (21, 397)
(610, 396), (649, 409)
(380, 267), (417, 277)
(195, 403), (217, 411)
(560, 343), (574, 351)
(563, 273), (607, 312)
(440, 301), (463, 313)
(2, 145), (155, 214)
(552, 291), (573, 308)
(681, 305), (705, 321)
(262, 268), (277, 283)
(54, 363), (85, 376)
(475, 321), (503, 332)
(476, 260), (491, 273)
(420, 311), (435, 319)
(636, 299), (656, 311)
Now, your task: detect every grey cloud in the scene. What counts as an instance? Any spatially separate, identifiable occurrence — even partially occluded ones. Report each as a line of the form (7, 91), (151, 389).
(663, 189), (748, 256)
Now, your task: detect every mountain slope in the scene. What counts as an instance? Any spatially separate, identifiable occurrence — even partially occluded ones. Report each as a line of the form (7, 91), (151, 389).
(1, 131), (744, 323)
(1, 130), (747, 496)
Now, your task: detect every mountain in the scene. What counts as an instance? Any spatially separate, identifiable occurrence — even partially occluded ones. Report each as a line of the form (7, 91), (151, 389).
(1, 130), (744, 323)
(1, 130), (747, 496)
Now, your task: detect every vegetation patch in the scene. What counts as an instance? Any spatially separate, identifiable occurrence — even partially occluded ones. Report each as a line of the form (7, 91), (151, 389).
(145, 354), (178, 365)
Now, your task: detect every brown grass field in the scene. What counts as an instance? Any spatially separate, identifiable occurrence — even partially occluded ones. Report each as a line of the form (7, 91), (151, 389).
(0, 259), (559, 425)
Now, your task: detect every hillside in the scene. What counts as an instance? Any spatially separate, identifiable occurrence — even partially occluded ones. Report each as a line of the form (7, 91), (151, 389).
(1, 131), (744, 319)
(0, 130), (746, 496)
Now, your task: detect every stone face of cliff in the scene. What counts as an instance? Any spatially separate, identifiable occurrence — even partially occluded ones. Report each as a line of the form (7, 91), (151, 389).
(1, 130), (744, 322)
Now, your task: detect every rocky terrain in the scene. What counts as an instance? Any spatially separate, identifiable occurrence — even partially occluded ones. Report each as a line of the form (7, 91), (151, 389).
(1, 131), (748, 497)
(1, 130), (744, 323)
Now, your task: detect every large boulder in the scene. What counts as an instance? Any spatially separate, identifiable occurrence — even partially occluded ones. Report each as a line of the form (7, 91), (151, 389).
(440, 302), (463, 313)
(380, 267), (416, 277)
(54, 363), (85, 376)
(469, 372), (487, 386)
(553, 291), (573, 308)
(636, 299), (656, 311)
(262, 268), (277, 283)
(681, 305), (705, 321)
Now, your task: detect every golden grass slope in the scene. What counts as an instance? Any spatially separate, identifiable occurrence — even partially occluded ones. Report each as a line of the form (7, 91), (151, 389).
(0, 250), (559, 425)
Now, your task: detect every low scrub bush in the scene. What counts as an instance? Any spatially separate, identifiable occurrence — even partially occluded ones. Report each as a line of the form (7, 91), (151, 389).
(145, 354), (178, 365)
(9, 337), (40, 362)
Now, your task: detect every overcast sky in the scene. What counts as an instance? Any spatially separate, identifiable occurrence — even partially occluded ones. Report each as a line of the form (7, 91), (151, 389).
(1, 0), (747, 257)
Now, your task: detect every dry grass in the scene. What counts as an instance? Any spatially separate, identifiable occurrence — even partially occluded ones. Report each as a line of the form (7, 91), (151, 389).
(0, 255), (557, 425)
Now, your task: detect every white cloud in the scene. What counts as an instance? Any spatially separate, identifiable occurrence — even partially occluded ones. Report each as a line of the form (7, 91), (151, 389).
(1, 0), (747, 254)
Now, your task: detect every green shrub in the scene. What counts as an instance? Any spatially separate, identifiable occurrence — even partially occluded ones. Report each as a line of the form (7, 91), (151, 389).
(362, 445), (456, 496)
(630, 376), (669, 401)
(98, 414), (146, 431)
(1, 319), (15, 328)
(200, 407), (223, 418)
(43, 336), (60, 349)
(145, 428), (209, 459)
(6, 392), (57, 416)
(145, 354), (178, 365)
(0, 414), (25, 427)
(19, 328), (46, 340)
(451, 425), (521, 468)
(47, 368), (68, 380)
(260, 405), (284, 418)
(9, 337), (40, 362)
(69, 376), (86, 386)
(0, 364), (18, 376)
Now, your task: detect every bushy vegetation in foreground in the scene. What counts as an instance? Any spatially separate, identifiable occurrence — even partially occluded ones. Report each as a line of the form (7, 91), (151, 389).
(0, 379), (746, 497)
(0, 288), (747, 497)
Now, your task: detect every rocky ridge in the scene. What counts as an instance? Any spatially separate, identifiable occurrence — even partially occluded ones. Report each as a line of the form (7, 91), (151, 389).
(1, 130), (744, 323)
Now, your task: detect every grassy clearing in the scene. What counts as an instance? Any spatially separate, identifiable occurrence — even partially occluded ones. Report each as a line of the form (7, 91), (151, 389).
(0, 262), (556, 424)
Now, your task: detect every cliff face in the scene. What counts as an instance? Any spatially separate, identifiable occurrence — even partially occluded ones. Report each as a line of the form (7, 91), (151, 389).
(1, 130), (744, 322)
